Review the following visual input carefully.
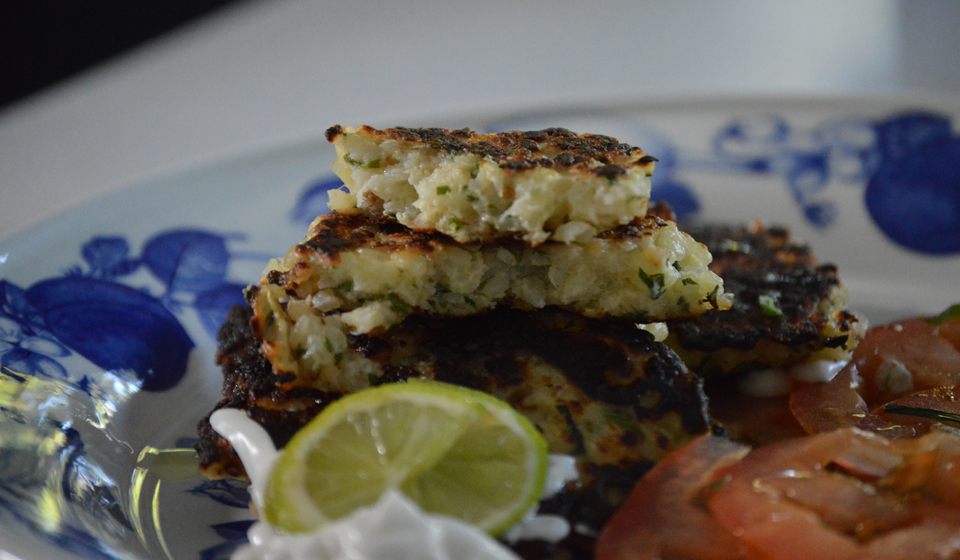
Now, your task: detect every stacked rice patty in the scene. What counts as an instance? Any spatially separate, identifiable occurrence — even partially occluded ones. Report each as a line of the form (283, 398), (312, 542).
(197, 126), (733, 559)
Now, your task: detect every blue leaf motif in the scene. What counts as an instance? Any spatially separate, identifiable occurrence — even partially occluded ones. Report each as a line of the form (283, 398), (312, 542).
(210, 519), (256, 540)
(187, 479), (251, 508)
(81, 237), (140, 279)
(20, 334), (70, 357)
(787, 153), (829, 197)
(194, 283), (248, 339)
(291, 176), (341, 225)
(813, 119), (880, 182)
(0, 280), (44, 334)
(141, 230), (233, 295)
(25, 277), (194, 391)
(0, 315), (20, 343)
(42, 525), (123, 560)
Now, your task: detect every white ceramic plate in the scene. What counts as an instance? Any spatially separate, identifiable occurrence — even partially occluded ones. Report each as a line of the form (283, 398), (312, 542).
(2, 97), (959, 560)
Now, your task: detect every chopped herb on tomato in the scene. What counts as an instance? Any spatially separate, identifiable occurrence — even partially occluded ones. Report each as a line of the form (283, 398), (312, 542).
(883, 404), (960, 425)
(925, 303), (960, 326)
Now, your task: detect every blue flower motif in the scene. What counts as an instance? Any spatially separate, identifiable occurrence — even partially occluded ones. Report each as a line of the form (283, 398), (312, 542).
(0, 314), (70, 378)
(0, 280), (45, 334)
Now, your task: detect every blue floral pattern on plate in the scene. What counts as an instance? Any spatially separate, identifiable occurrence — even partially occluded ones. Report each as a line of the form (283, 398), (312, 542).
(706, 110), (960, 254)
(0, 228), (251, 558)
(493, 109), (960, 254)
(0, 229), (250, 394)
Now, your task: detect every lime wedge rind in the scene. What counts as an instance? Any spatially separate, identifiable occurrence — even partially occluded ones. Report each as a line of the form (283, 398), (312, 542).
(262, 379), (549, 537)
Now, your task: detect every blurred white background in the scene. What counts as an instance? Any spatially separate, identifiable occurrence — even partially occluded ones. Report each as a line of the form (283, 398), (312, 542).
(1, 0), (958, 243)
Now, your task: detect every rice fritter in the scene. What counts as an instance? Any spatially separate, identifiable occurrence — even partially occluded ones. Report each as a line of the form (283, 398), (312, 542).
(253, 211), (731, 389)
(325, 125), (658, 245)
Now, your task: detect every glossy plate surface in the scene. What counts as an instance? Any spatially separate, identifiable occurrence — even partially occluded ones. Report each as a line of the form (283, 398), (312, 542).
(2, 97), (959, 559)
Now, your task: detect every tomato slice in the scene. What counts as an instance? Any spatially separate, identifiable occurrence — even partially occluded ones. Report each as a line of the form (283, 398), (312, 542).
(924, 304), (960, 351)
(707, 379), (807, 446)
(705, 429), (960, 560)
(789, 365), (868, 435)
(595, 433), (752, 560)
(848, 318), (960, 408)
(706, 429), (910, 560)
(790, 313), (960, 436)
(598, 428), (960, 560)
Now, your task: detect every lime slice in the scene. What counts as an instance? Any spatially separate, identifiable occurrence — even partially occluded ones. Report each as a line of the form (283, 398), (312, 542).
(262, 379), (549, 536)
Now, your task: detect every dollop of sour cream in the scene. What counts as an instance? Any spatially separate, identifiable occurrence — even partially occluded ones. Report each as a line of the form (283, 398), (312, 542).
(209, 409), (278, 511)
(209, 408), (580, 560)
(236, 489), (519, 560)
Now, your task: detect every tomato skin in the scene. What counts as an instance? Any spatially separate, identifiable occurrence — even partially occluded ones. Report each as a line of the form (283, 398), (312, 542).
(706, 429), (914, 560)
(600, 429), (960, 560)
(849, 318), (960, 408)
(789, 313), (960, 437)
(708, 381), (807, 446)
(929, 311), (960, 351)
(861, 514), (960, 560)
(595, 434), (752, 560)
(789, 365), (868, 435)
(706, 429), (960, 560)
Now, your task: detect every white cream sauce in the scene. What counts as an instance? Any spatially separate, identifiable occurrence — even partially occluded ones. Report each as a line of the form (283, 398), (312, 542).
(790, 359), (847, 384)
(209, 408), (279, 511)
(209, 408), (581, 560)
(738, 360), (847, 397)
(235, 490), (520, 560)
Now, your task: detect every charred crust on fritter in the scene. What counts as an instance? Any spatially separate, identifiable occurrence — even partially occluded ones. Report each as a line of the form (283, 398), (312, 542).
(196, 305), (345, 477)
(597, 215), (666, 240)
(324, 124), (344, 142)
(514, 461), (655, 559)
(409, 311), (709, 435)
(300, 212), (449, 260)
(668, 222), (857, 352)
(200, 304), (711, 477)
(326, 125), (655, 177)
(296, 211), (672, 262)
